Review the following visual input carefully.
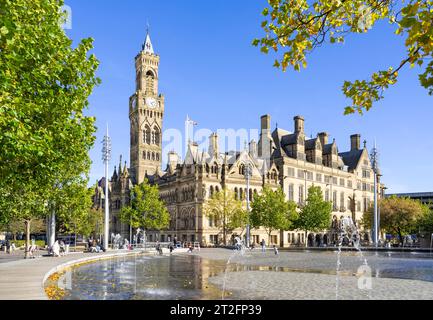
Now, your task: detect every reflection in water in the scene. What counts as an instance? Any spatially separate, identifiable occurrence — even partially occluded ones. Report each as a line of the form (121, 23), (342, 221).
(57, 251), (433, 300)
(62, 255), (227, 300)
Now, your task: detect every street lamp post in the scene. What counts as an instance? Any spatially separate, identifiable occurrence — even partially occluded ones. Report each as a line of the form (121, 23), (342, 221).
(102, 125), (112, 251)
(370, 141), (379, 248)
(303, 170), (307, 204)
(244, 162), (253, 248)
(327, 175), (334, 210)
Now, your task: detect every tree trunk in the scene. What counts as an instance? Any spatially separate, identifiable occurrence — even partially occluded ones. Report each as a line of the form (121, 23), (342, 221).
(279, 229), (284, 248)
(397, 228), (404, 246)
(222, 218), (227, 246)
(25, 219), (31, 259)
(267, 229), (272, 246)
(48, 207), (56, 248)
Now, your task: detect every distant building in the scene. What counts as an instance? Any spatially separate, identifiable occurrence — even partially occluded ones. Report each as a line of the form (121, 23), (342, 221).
(386, 192), (433, 207)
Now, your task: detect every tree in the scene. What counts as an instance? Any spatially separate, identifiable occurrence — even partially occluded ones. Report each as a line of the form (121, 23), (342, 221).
(253, 0), (433, 114)
(418, 206), (433, 234)
(363, 196), (427, 245)
(295, 186), (332, 247)
(0, 0), (100, 257)
(229, 201), (250, 239)
(79, 208), (104, 240)
(203, 188), (246, 245)
(119, 180), (170, 237)
(0, 218), (45, 240)
(55, 181), (94, 238)
(250, 187), (298, 246)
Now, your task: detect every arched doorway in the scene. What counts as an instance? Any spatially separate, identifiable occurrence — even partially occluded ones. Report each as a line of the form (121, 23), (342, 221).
(315, 234), (322, 247)
(308, 233), (315, 247)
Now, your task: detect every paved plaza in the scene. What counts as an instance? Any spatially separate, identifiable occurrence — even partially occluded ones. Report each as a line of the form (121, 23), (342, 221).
(0, 250), (151, 300)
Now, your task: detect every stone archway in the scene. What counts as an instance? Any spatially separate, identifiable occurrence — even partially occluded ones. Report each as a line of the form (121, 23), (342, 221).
(323, 234), (329, 246)
(308, 233), (315, 247)
(315, 234), (322, 247)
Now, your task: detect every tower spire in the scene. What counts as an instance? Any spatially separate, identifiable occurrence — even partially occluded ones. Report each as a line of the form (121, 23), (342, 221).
(142, 25), (154, 54)
(119, 155), (122, 174)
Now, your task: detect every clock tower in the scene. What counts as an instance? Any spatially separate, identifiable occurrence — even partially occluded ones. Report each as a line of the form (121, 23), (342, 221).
(129, 31), (164, 184)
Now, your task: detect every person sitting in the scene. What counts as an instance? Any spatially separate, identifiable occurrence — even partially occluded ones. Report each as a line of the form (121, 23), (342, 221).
(188, 244), (193, 253)
(59, 240), (66, 255)
(273, 245), (279, 255)
(89, 239), (98, 253)
(95, 240), (101, 253)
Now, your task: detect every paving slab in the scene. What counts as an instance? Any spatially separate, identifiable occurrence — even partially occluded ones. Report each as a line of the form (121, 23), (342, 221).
(0, 250), (154, 300)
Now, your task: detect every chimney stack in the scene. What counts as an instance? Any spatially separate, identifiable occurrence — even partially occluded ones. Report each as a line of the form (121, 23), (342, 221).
(350, 134), (361, 151)
(294, 115), (304, 134)
(318, 132), (328, 146)
(209, 133), (219, 156)
(261, 114), (271, 132)
(249, 140), (258, 158)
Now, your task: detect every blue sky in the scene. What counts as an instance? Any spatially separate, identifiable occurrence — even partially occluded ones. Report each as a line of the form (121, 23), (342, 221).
(65, 0), (433, 193)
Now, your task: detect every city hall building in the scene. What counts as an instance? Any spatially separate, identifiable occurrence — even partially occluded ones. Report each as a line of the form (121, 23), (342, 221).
(93, 33), (382, 247)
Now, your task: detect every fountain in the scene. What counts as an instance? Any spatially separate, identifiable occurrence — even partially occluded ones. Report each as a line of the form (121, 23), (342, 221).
(111, 233), (123, 250)
(335, 216), (371, 300)
(221, 236), (246, 299)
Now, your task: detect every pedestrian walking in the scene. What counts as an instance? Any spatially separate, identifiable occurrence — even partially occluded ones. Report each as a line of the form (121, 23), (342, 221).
(273, 245), (279, 255)
(260, 239), (266, 253)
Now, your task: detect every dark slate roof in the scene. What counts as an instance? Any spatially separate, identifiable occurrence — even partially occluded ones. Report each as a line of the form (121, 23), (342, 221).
(280, 133), (297, 146)
(271, 129), (285, 159)
(338, 149), (363, 171)
(305, 138), (318, 150)
(323, 143), (335, 155)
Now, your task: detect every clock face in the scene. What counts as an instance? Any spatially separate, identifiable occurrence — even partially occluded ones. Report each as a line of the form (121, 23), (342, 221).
(146, 97), (157, 109)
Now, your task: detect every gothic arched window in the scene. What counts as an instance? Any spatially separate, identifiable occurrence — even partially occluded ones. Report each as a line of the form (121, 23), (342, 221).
(154, 127), (160, 145)
(146, 70), (155, 95)
(145, 125), (151, 144)
(136, 71), (142, 91)
(239, 164), (245, 175)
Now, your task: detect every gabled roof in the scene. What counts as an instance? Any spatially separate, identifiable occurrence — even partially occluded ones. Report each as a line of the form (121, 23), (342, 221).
(280, 133), (298, 146)
(305, 137), (319, 150)
(338, 149), (364, 171)
(323, 141), (338, 155)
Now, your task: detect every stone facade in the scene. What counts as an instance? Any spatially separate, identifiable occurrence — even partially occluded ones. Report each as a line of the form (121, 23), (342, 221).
(93, 33), (382, 247)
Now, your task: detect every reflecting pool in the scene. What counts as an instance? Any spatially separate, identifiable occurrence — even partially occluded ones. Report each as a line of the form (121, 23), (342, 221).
(48, 250), (433, 300)
(56, 254), (227, 300)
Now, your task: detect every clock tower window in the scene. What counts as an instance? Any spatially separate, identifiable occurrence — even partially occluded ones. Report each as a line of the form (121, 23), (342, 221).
(154, 127), (160, 145)
(144, 125), (151, 144)
(146, 70), (155, 95)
